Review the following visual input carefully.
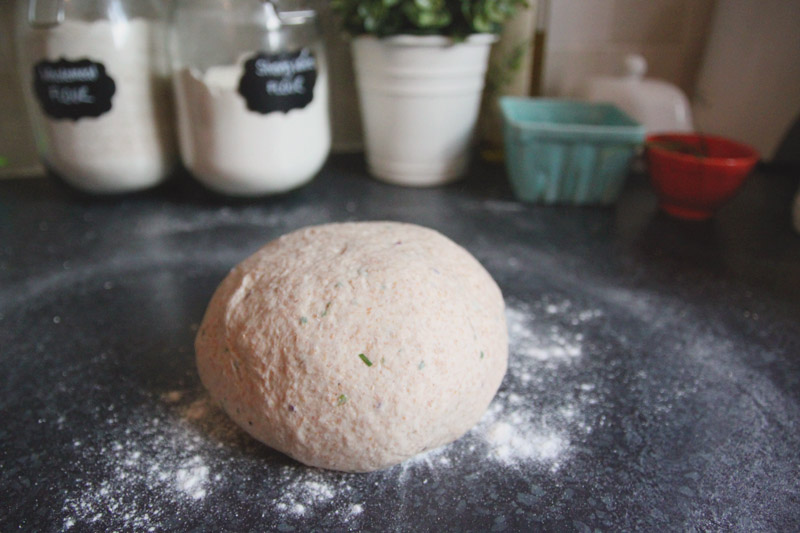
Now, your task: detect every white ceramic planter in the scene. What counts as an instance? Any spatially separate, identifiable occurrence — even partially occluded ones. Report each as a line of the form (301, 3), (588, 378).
(352, 34), (495, 187)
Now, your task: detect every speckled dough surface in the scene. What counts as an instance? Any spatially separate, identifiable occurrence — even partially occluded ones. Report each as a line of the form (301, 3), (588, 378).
(195, 221), (508, 472)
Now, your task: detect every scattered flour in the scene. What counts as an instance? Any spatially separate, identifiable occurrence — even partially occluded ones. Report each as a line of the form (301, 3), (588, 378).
(348, 504), (364, 516)
(397, 297), (600, 476)
(133, 205), (329, 238)
(59, 295), (602, 530)
(175, 457), (209, 500)
(470, 297), (601, 470)
(481, 405), (568, 466)
(274, 474), (339, 517)
(62, 420), (213, 530)
(506, 299), (591, 362)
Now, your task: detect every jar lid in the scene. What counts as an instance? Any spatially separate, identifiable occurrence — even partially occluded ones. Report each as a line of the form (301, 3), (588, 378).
(266, 1), (316, 26)
(28, 0), (65, 28)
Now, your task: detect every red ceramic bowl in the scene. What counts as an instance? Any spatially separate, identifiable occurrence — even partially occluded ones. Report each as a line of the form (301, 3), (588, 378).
(646, 133), (759, 220)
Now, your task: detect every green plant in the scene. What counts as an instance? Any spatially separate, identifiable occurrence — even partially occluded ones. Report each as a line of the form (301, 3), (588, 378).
(484, 39), (528, 96)
(331, 0), (527, 38)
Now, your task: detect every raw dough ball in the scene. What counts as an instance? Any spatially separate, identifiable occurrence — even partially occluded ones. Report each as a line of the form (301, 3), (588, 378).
(195, 221), (507, 472)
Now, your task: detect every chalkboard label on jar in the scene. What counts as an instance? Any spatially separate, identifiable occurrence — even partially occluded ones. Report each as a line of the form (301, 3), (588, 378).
(238, 48), (317, 115)
(32, 58), (116, 121)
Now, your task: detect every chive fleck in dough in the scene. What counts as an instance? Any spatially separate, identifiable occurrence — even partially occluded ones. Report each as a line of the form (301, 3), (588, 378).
(195, 221), (507, 472)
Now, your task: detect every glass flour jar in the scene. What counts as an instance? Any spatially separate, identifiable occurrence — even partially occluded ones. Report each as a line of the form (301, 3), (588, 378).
(170, 0), (331, 196)
(16, 0), (177, 193)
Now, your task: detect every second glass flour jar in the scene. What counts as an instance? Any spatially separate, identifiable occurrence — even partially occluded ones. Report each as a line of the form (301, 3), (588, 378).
(170, 0), (331, 196)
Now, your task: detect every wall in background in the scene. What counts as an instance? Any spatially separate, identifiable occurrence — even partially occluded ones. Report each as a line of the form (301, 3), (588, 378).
(541, 0), (800, 160)
(0, 0), (41, 177)
(692, 0), (800, 160)
(541, 0), (716, 98)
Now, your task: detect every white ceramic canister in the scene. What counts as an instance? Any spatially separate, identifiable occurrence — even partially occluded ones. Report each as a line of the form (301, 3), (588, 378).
(581, 54), (694, 136)
(170, 0), (330, 196)
(16, 0), (177, 193)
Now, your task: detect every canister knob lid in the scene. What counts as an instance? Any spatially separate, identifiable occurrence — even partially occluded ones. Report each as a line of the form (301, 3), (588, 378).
(624, 54), (647, 80)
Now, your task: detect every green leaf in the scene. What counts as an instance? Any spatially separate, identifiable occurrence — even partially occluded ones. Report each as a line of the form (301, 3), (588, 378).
(331, 0), (527, 37)
(359, 353), (373, 367)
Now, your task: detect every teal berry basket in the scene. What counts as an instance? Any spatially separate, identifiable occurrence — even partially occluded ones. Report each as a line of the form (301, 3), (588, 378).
(500, 97), (646, 205)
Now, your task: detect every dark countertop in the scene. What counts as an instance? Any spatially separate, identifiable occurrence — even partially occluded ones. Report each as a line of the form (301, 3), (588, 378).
(2, 155), (799, 532)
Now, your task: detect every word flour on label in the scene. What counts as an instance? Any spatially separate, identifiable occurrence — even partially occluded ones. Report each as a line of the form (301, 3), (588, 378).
(238, 48), (317, 114)
(33, 58), (116, 121)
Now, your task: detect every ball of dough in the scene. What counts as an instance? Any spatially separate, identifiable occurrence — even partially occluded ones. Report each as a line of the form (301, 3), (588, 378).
(195, 221), (507, 472)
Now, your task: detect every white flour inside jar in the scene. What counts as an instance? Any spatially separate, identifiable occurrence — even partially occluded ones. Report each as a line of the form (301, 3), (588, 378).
(24, 19), (177, 193)
(173, 57), (330, 196)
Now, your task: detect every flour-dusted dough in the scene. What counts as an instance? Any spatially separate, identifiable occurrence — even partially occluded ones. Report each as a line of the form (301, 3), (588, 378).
(195, 221), (507, 472)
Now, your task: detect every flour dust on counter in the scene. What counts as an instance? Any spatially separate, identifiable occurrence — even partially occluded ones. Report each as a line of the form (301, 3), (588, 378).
(55, 294), (605, 531)
(58, 389), (366, 531)
(133, 204), (330, 238)
(61, 400), (218, 531)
